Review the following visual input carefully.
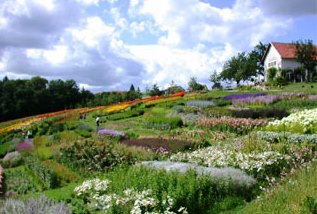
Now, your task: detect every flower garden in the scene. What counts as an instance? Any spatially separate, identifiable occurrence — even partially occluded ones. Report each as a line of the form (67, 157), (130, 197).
(0, 85), (317, 213)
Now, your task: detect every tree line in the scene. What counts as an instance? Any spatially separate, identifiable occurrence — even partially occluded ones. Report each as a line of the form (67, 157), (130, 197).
(0, 77), (144, 122)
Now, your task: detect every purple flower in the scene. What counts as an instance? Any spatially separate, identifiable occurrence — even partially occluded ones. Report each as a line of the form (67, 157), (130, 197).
(224, 93), (267, 100)
(98, 128), (125, 137)
(16, 139), (34, 151)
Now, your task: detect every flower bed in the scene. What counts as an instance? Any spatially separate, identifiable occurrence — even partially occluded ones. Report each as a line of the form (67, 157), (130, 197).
(232, 95), (281, 106)
(119, 138), (195, 153)
(98, 128), (126, 137)
(266, 108), (317, 134)
(16, 139), (34, 152)
(255, 131), (317, 144)
(170, 142), (313, 181)
(185, 100), (215, 108)
(104, 103), (130, 113)
(223, 93), (267, 100)
(197, 116), (267, 134)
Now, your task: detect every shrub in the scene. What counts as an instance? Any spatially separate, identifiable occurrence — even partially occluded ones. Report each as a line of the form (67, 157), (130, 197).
(58, 141), (135, 172)
(43, 160), (79, 185)
(267, 67), (278, 82)
(0, 196), (71, 214)
(25, 156), (59, 190)
(3, 166), (40, 195)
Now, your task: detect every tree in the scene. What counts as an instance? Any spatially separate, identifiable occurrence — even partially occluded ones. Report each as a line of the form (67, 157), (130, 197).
(188, 77), (207, 92)
(149, 84), (163, 96)
(209, 70), (222, 89)
(165, 81), (185, 95)
(220, 51), (259, 85)
(251, 42), (269, 76)
(293, 39), (317, 82)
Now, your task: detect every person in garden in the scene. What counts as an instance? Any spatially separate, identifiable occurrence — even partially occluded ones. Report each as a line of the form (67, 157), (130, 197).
(96, 116), (100, 128)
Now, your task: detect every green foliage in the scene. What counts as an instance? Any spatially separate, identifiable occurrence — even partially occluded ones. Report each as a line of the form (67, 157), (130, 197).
(0, 76), (94, 122)
(220, 52), (258, 85)
(147, 116), (183, 129)
(75, 166), (255, 213)
(4, 166), (41, 195)
(267, 67), (278, 82)
(303, 196), (317, 214)
(293, 39), (317, 82)
(237, 161), (317, 214)
(148, 83), (164, 96)
(57, 141), (135, 172)
(25, 156), (59, 190)
(104, 109), (144, 121)
(188, 77), (207, 92)
(43, 160), (79, 186)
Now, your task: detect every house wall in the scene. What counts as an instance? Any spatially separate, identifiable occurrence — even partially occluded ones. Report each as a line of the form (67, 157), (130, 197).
(281, 59), (300, 70)
(264, 45), (282, 82)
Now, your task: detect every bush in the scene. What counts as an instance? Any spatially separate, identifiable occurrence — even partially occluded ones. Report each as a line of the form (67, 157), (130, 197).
(58, 141), (135, 172)
(3, 166), (40, 195)
(43, 160), (79, 185)
(25, 156), (59, 190)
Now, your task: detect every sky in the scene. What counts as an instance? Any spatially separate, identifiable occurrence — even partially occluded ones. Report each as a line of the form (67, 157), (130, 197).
(0, 0), (316, 92)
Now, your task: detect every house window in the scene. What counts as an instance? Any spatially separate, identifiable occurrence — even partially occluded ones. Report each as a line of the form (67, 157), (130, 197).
(268, 61), (277, 68)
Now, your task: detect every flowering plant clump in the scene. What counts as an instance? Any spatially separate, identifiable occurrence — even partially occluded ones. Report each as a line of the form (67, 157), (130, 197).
(74, 178), (187, 214)
(197, 116), (267, 134)
(104, 103), (130, 113)
(16, 139), (34, 152)
(98, 128), (126, 137)
(223, 93), (267, 100)
(232, 95), (281, 106)
(185, 100), (215, 108)
(140, 161), (256, 188)
(266, 108), (317, 134)
(255, 131), (317, 145)
(308, 95), (317, 100)
(170, 140), (315, 182)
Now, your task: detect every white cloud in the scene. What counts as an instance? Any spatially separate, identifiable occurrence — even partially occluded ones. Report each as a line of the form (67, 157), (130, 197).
(75, 0), (100, 6)
(68, 16), (114, 48)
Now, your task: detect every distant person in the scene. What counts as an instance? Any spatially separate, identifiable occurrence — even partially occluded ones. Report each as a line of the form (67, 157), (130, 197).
(96, 116), (100, 127)
(26, 130), (32, 139)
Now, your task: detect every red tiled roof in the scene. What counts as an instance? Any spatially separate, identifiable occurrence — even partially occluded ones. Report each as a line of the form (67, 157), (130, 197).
(271, 42), (297, 59)
(272, 42), (317, 59)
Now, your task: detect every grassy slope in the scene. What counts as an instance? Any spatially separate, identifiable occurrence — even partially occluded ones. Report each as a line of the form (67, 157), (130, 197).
(234, 161), (317, 214)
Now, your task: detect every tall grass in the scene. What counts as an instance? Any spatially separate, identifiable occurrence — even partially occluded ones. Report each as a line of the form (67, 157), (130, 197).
(236, 161), (317, 214)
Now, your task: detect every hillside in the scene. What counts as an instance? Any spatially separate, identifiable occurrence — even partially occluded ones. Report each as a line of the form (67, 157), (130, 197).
(0, 83), (317, 214)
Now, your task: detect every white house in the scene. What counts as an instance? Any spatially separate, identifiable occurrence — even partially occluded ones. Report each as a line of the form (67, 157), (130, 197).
(262, 42), (302, 82)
